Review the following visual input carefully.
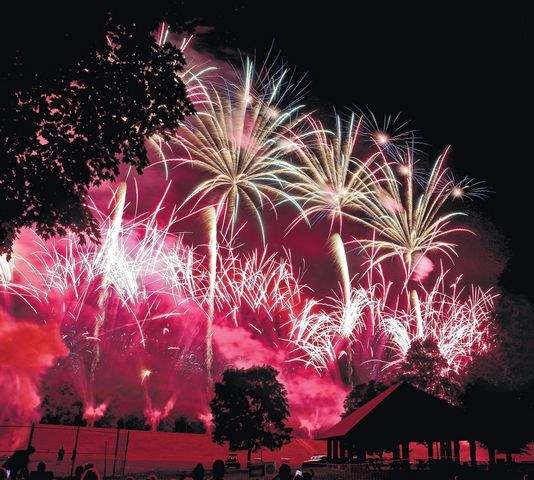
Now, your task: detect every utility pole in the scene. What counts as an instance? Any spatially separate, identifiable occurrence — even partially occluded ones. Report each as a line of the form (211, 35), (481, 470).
(111, 427), (121, 478)
(70, 426), (81, 479)
(121, 430), (130, 477)
(26, 423), (36, 450)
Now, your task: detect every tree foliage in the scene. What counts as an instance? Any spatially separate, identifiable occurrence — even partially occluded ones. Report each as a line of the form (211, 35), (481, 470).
(40, 383), (85, 426)
(466, 293), (534, 389)
(461, 379), (534, 455)
(0, 2), (199, 254)
(342, 380), (388, 417)
(396, 338), (460, 403)
(210, 366), (292, 461)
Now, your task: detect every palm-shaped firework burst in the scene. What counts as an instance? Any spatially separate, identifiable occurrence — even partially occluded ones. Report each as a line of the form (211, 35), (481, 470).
(284, 113), (380, 233)
(358, 147), (470, 279)
(171, 58), (308, 242)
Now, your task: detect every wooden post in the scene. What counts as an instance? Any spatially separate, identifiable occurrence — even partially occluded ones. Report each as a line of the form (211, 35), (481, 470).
(439, 441), (447, 460)
(327, 439), (332, 461)
(427, 441), (433, 459)
(103, 441), (108, 480)
(111, 427), (121, 478)
(392, 443), (400, 469)
(453, 441), (460, 463)
(26, 423), (36, 450)
(446, 441), (453, 460)
(69, 426), (80, 479)
(401, 442), (410, 461)
(339, 442), (347, 463)
(487, 446), (496, 466)
(121, 430), (130, 476)
(469, 440), (477, 467)
(333, 439), (339, 461)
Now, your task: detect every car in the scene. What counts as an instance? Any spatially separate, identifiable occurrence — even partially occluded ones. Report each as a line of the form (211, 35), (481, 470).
(301, 455), (328, 468)
(224, 453), (241, 470)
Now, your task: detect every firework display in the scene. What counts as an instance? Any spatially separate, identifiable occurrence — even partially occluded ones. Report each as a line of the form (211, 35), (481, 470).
(0, 51), (498, 436)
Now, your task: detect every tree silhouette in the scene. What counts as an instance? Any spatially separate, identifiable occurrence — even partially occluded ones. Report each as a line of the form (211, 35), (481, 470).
(396, 338), (460, 403)
(40, 383), (85, 426)
(461, 380), (533, 462)
(467, 293), (534, 389)
(342, 380), (388, 417)
(0, 9), (195, 254)
(210, 366), (292, 463)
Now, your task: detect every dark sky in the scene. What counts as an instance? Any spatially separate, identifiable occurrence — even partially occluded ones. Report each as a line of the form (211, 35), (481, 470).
(216, 2), (532, 297)
(2, 1), (532, 297)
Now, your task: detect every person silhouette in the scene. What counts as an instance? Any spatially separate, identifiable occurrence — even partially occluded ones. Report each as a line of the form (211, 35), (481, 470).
(0, 467), (8, 480)
(81, 468), (100, 480)
(273, 464), (291, 480)
(29, 461), (52, 480)
(192, 464), (205, 480)
(74, 465), (84, 480)
(211, 460), (225, 480)
(2, 447), (35, 478)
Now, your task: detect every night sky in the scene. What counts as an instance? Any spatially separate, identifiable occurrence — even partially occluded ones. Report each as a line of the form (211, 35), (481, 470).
(214, 2), (531, 297)
(2, 1), (531, 296)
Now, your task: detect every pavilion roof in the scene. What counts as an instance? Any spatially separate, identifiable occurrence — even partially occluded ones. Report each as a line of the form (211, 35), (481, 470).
(315, 383), (471, 443)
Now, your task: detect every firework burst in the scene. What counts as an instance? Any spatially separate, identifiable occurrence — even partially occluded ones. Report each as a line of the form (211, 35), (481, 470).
(381, 270), (496, 372)
(284, 113), (379, 233)
(169, 58), (308, 242)
(357, 147), (471, 280)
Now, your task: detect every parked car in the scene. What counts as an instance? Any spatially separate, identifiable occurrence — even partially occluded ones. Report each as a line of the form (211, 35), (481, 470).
(302, 455), (328, 468)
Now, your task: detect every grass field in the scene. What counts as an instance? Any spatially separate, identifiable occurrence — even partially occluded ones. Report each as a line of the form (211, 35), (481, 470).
(1, 424), (324, 475)
(1, 424), (532, 478)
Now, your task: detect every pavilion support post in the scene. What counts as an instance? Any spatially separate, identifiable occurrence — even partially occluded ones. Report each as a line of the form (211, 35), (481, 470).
(401, 441), (410, 469)
(392, 443), (400, 469)
(327, 439), (332, 461)
(340, 443), (346, 462)
(469, 440), (477, 467)
(488, 446), (496, 466)
(445, 441), (452, 460)
(427, 441), (434, 459)
(439, 441), (447, 459)
(401, 442), (409, 461)
(333, 439), (339, 461)
(453, 441), (460, 463)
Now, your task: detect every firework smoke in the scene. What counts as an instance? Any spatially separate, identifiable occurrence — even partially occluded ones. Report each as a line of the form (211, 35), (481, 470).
(0, 41), (501, 438)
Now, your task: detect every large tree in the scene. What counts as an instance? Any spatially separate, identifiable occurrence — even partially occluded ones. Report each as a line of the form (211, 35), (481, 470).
(342, 380), (388, 418)
(396, 338), (460, 403)
(461, 380), (533, 462)
(210, 366), (292, 463)
(0, 1), (242, 255)
(466, 293), (534, 389)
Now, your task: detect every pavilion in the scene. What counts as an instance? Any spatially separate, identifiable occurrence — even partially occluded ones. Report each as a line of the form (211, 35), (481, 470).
(316, 383), (481, 465)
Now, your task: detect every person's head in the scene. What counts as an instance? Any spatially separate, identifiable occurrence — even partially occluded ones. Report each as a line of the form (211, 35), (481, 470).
(278, 464), (291, 480)
(192, 463), (204, 480)
(212, 460), (225, 479)
(148, 475), (157, 480)
(37, 462), (46, 473)
(82, 468), (99, 480)
(0, 467), (8, 480)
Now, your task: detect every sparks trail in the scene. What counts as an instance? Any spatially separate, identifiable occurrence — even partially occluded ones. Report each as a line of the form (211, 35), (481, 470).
(0, 47), (498, 436)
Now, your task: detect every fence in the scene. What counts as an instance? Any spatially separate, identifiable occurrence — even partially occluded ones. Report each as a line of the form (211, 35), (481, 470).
(0, 424), (130, 478)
